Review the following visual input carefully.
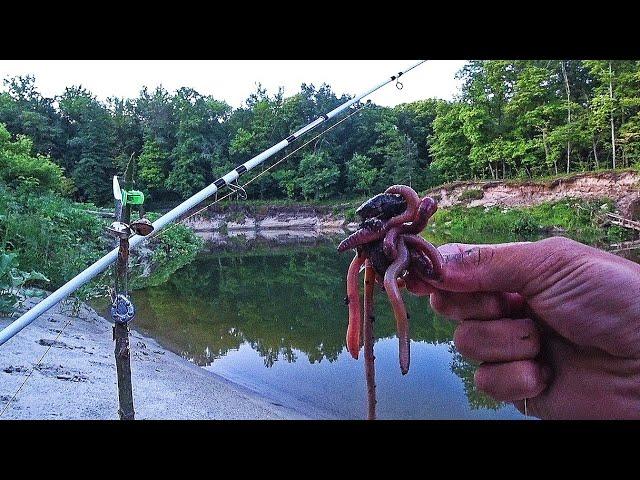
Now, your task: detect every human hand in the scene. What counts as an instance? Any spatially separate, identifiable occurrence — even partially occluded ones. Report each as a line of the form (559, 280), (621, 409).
(406, 236), (640, 419)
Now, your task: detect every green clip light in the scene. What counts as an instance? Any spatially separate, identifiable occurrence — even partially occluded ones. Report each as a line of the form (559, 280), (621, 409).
(122, 190), (145, 206)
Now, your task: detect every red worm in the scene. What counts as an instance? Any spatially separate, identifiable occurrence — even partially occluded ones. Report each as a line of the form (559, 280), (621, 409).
(384, 185), (420, 228)
(383, 226), (401, 259)
(383, 237), (411, 375)
(402, 234), (444, 281)
(346, 252), (366, 359)
(338, 227), (386, 253)
(407, 250), (435, 282)
(384, 196), (436, 258)
(404, 196), (438, 235)
(339, 186), (421, 253)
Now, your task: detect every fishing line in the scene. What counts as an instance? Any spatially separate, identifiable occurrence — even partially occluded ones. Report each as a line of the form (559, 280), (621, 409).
(0, 317), (73, 417)
(0, 60), (427, 347)
(151, 102), (368, 241)
(0, 269), (111, 417)
(0, 101), (368, 417)
(0, 61), (429, 419)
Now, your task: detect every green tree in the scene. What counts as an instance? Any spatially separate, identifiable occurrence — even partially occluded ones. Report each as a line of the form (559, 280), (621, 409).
(0, 75), (68, 163)
(585, 60), (640, 168)
(165, 88), (231, 198)
(108, 96), (143, 174)
(138, 136), (165, 191)
(368, 117), (419, 188)
(505, 61), (565, 175)
(58, 86), (116, 203)
(135, 86), (178, 199)
(297, 151), (339, 200)
(346, 153), (377, 194)
(430, 101), (471, 181)
(0, 123), (68, 193)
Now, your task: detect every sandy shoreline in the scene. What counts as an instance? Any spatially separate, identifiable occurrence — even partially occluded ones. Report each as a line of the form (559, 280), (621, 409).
(0, 296), (307, 420)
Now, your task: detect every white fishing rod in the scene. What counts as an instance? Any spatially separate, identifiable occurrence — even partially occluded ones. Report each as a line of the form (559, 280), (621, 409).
(0, 60), (427, 346)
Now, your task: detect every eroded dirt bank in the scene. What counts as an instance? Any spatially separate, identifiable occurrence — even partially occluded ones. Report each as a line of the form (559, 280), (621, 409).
(183, 203), (350, 233)
(184, 171), (640, 233)
(427, 171), (640, 218)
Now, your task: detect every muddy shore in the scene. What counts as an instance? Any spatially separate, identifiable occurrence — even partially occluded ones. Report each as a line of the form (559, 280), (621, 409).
(0, 295), (306, 420)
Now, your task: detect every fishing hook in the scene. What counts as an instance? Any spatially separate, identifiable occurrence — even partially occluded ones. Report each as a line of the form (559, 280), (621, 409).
(228, 180), (248, 200)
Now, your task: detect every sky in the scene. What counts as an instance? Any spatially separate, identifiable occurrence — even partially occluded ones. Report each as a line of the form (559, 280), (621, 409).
(0, 60), (466, 108)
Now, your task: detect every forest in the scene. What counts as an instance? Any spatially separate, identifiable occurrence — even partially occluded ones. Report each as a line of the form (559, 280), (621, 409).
(2, 61), (637, 417)
(2, 60), (639, 207)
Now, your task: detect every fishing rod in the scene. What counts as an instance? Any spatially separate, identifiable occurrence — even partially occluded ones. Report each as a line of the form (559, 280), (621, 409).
(0, 60), (427, 346)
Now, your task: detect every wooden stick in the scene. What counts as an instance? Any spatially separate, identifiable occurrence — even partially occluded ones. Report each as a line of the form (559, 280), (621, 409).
(363, 259), (377, 420)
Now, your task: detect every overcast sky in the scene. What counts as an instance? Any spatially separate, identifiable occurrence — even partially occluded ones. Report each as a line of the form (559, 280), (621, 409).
(0, 60), (466, 108)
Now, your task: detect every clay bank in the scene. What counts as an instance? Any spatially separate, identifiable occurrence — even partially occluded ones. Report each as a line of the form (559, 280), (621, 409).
(427, 170), (640, 218)
(183, 203), (357, 234)
(184, 171), (640, 237)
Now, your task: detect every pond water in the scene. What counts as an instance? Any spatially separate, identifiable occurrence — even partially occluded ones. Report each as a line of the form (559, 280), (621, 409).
(121, 234), (532, 420)
(114, 230), (639, 420)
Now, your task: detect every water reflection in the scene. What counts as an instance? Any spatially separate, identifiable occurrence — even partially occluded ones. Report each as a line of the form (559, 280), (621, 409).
(126, 242), (510, 418)
(134, 247), (458, 364)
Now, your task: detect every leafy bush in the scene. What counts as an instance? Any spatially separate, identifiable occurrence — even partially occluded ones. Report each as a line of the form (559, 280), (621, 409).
(0, 252), (48, 314)
(129, 212), (203, 289)
(0, 186), (107, 288)
(0, 182), (203, 308)
(0, 123), (70, 194)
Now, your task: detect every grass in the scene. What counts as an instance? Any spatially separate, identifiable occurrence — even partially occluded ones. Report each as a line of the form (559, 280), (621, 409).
(428, 197), (634, 246)
(458, 188), (484, 202)
(0, 186), (108, 289)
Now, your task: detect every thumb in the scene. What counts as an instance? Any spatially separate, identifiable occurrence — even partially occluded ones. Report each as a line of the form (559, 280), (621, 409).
(431, 238), (574, 297)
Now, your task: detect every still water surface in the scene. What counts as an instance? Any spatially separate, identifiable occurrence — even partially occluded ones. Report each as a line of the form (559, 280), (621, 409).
(125, 237), (529, 419)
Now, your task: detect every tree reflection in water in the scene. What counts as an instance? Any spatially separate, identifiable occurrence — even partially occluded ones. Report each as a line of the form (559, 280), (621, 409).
(131, 244), (499, 410)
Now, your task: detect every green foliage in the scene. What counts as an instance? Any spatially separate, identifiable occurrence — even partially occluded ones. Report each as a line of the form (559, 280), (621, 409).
(296, 151), (340, 201)
(0, 123), (68, 193)
(0, 252), (48, 314)
(344, 210), (357, 222)
(2, 62), (640, 205)
(129, 211), (203, 289)
(346, 153), (377, 195)
(511, 215), (539, 235)
(59, 86), (117, 204)
(430, 60), (640, 180)
(164, 88), (231, 198)
(138, 136), (166, 191)
(0, 76), (68, 161)
(430, 102), (471, 181)
(458, 188), (484, 202)
(0, 179), (203, 310)
(430, 198), (632, 245)
(0, 184), (106, 288)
